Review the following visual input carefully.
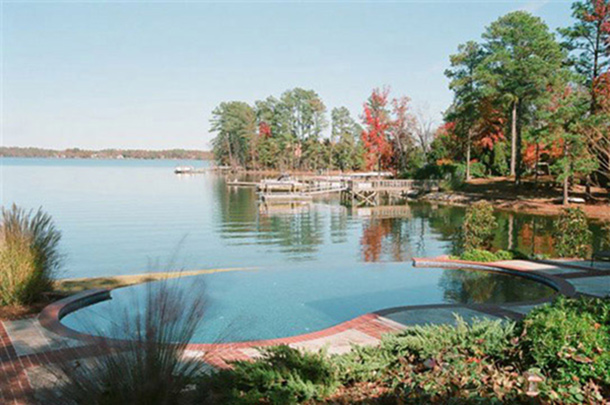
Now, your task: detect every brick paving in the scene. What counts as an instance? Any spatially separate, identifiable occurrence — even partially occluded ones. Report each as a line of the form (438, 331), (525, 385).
(1, 258), (608, 403)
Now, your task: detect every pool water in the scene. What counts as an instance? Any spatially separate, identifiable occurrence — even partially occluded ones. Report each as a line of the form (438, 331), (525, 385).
(61, 264), (555, 342)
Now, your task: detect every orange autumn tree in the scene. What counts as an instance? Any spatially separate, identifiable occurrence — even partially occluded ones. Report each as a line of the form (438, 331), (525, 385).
(361, 88), (393, 172)
(474, 98), (505, 152)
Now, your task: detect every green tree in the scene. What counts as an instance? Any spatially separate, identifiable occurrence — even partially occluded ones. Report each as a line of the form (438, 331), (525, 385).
(210, 101), (256, 168)
(331, 107), (363, 171)
(543, 83), (598, 204)
(559, 0), (610, 110)
(560, 0), (610, 189)
(254, 96), (294, 170)
(445, 41), (486, 180)
(478, 11), (565, 183)
(279, 88), (328, 169)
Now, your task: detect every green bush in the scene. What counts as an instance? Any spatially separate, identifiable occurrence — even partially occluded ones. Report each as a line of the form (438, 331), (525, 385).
(462, 201), (497, 251)
(519, 297), (610, 386)
(491, 142), (510, 176)
(469, 161), (487, 179)
(553, 208), (592, 259)
(201, 345), (338, 404)
(456, 248), (513, 262)
(0, 204), (62, 306)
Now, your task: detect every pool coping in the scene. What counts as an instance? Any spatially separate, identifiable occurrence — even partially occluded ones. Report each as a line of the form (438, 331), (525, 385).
(35, 257), (580, 357)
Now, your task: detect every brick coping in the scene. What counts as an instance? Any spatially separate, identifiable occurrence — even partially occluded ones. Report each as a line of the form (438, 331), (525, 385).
(36, 258), (578, 352)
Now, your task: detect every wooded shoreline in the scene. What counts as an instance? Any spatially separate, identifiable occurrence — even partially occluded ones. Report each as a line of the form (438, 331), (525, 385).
(0, 146), (213, 160)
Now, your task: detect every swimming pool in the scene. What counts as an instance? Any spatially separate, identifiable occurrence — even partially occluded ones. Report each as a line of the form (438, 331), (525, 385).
(61, 262), (555, 343)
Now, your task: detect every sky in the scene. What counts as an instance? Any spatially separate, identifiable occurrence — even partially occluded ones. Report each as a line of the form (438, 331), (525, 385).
(2, 0), (575, 151)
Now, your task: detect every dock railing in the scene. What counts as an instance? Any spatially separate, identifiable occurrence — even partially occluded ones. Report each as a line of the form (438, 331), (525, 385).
(350, 179), (440, 192)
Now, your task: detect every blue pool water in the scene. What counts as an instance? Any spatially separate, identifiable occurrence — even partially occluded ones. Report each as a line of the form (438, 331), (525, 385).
(1, 158), (565, 341)
(61, 264), (554, 342)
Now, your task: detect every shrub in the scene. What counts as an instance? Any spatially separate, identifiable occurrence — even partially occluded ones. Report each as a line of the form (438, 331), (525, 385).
(457, 248), (513, 262)
(201, 345), (338, 404)
(469, 161), (487, 179)
(336, 317), (515, 381)
(462, 201), (497, 251)
(337, 317), (524, 402)
(43, 275), (209, 405)
(0, 204), (61, 306)
(519, 297), (610, 389)
(553, 208), (592, 258)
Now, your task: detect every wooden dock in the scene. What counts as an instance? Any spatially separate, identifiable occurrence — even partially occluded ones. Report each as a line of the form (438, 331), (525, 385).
(341, 179), (440, 206)
(260, 193), (313, 204)
(227, 180), (258, 187)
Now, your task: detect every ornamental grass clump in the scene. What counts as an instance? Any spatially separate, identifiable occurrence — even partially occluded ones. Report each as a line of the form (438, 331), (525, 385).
(0, 204), (62, 306)
(43, 275), (209, 405)
(462, 201), (497, 251)
(553, 207), (592, 258)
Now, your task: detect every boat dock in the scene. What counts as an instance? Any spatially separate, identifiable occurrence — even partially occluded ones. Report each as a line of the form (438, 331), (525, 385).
(257, 177), (439, 206)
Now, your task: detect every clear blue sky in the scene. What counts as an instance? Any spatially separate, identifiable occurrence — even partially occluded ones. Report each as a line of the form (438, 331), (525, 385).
(2, 0), (574, 150)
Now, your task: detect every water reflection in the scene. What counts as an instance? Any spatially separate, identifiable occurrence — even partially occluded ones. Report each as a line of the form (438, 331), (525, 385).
(439, 269), (555, 303)
(213, 175), (605, 263)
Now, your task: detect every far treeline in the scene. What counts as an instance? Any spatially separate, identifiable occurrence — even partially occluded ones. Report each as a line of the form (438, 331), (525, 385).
(210, 0), (610, 201)
(0, 147), (213, 160)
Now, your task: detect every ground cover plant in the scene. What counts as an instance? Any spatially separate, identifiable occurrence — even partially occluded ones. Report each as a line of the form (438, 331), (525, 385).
(0, 204), (62, 306)
(202, 297), (610, 404)
(200, 345), (339, 404)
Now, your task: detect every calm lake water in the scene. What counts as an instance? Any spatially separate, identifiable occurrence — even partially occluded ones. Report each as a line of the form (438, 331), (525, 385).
(2, 158), (601, 342)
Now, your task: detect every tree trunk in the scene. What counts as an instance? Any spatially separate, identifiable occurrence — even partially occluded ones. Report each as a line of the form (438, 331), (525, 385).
(226, 138), (233, 168)
(510, 100), (517, 178)
(466, 130), (472, 181)
(508, 214), (514, 251)
(563, 175), (569, 206)
(534, 143), (540, 189)
(563, 144), (569, 206)
(515, 99), (522, 185)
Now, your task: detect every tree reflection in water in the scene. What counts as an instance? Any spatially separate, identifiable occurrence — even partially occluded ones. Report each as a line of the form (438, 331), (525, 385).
(439, 268), (555, 304)
(213, 175), (604, 263)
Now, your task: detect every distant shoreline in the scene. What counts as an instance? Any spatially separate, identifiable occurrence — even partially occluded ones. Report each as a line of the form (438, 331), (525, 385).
(0, 146), (212, 160)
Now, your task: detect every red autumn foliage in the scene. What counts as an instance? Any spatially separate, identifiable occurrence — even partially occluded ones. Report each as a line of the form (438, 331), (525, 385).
(431, 122), (464, 162)
(522, 141), (564, 169)
(259, 122), (272, 138)
(361, 88), (394, 171)
(584, 0), (610, 31)
(593, 72), (610, 113)
(474, 99), (505, 151)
